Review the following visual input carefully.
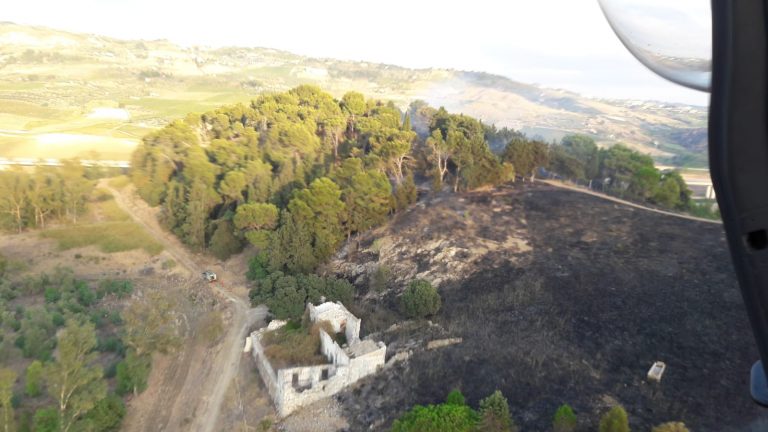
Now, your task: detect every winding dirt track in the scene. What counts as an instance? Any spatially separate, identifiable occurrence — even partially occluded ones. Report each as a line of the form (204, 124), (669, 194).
(102, 181), (266, 432)
(539, 179), (721, 225)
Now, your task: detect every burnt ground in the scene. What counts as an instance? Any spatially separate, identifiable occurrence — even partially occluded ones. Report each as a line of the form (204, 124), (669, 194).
(331, 183), (768, 431)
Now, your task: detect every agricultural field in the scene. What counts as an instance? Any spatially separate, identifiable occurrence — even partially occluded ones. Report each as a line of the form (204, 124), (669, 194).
(0, 22), (709, 166)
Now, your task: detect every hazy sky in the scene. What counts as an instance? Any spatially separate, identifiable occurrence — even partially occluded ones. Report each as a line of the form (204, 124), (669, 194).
(5, 0), (709, 106)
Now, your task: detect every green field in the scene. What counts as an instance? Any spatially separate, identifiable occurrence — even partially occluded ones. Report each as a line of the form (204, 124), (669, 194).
(38, 186), (162, 255)
(41, 221), (162, 255)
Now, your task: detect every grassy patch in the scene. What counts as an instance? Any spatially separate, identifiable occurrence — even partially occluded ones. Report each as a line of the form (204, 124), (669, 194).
(41, 221), (162, 255)
(260, 320), (334, 369)
(107, 175), (131, 190)
(87, 189), (130, 222)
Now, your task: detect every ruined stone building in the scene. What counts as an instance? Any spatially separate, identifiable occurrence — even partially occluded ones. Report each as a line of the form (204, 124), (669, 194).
(248, 302), (386, 417)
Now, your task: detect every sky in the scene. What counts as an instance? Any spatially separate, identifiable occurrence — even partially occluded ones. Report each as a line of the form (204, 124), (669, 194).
(4, 0), (710, 106)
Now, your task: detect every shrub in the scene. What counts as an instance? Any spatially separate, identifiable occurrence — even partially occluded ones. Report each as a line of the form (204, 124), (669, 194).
(25, 360), (43, 397)
(261, 321), (330, 368)
(446, 389), (466, 406)
(553, 404), (577, 432)
(478, 390), (517, 432)
(652, 422), (689, 432)
(370, 265), (391, 292)
(394, 174), (418, 211)
(209, 219), (244, 260)
(247, 252), (271, 281)
(116, 351), (151, 396)
(33, 408), (60, 432)
(400, 279), (441, 318)
(43, 287), (60, 303)
(599, 406), (630, 432)
(85, 393), (126, 432)
(390, 403), (479, 432)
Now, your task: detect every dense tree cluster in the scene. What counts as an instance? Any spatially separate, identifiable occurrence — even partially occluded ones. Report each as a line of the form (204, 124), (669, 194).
(390, 389), (516, 432)
(0, 264), (176, 431)
(131, 86), (512, 268)
(498, 133), (695, 211)
(392, 396), (689, 432)
(0, 162), (95, 233)
(248, 271), (353, 320)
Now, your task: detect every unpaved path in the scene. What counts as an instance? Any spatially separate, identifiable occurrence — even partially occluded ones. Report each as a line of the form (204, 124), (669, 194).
(101, 180), (266, 432)
(539, 179), (721, 224)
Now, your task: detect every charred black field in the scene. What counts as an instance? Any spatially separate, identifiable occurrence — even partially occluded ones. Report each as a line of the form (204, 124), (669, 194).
(333, 183), (768, 431)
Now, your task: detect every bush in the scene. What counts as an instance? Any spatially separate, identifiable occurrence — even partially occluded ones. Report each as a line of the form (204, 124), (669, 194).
(599, 406), (630, 432)
(261, 321), (330, 368)
(478, 390), (516, 432)
(400, 279), (441, 318)
(390, 403), (479, 432)
(43, 287), (60, 303)
(33, 408), (60, 432)
(652, 422), (689, 432)
(209, 219), (244, 260)
(394, 174), (418, 211)
(25, 360), (43, 397)
(116, 351), (151, 396)
(247, 252), (270, 281)
(446, 389), (466, 406)
(370, 265), (391, 292)
(85, 393), (126, 432)
(553, 404), (577, 432)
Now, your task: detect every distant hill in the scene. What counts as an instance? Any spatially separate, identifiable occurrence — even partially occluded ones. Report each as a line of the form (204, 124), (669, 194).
(0, 22), (707, 167)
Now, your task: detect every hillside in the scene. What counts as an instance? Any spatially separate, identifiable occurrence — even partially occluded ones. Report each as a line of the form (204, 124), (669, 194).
(324, 182), (765, 431)
(0, 22), (707, 166)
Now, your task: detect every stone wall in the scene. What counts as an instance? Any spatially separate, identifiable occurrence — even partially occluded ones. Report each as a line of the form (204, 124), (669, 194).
(252, 302), (386, 417)
(319, 329), (350, 366)
(308, 302), (361, 342)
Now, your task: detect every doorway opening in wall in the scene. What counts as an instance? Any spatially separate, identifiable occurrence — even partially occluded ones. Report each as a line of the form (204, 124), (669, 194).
(321, 369), (329, 381)
(292, 373), (298, 387)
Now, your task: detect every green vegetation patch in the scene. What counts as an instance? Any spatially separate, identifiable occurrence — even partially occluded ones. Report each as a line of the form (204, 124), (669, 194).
(260, 319), (334, 369)
(41, 221), (162, 255)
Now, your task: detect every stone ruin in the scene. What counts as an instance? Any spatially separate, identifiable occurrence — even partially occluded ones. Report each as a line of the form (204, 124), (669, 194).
(248, 302), (387, 417)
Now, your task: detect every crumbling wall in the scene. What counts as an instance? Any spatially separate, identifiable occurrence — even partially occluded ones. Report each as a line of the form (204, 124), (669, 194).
(345, 315), (361, 343)
(319, 329), (350, 366)
(275, 365), (349, 416)
(252, 302), (386, 417)
(347, 343), (386, 382)
(250, 332), (279, 401)
(308, 302), (361, 341)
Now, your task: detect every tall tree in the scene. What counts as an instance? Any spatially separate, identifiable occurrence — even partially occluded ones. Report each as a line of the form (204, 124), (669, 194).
(0, 368), (15, 432)
(287, 177), (346, 262)
(44, 320), (106, 432)
(333, 160), (392, 234)
(426, 129), (453, 190)
(121, 291), (181, 357)
(0, 169), (29, 233)
(234, 202), (279, 248)
(478, 390), (516, 432)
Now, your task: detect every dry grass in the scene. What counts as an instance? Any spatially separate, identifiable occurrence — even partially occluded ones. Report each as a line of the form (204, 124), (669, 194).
(107, 175), (131, 189)
(40, 221), (163, 255)
(198, 310), (225, 347)
(261, 320), (335, 369)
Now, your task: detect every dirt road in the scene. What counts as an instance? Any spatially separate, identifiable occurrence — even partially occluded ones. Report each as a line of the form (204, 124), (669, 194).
(102, 181), (267, 432)
(539, 179), (721, 224)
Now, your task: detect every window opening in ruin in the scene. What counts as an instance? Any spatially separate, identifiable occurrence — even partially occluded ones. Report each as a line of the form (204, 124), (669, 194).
(321, 369), (329, 381)
(292, 373), (298, 387)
